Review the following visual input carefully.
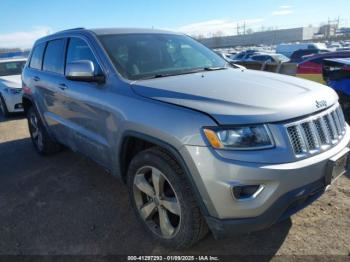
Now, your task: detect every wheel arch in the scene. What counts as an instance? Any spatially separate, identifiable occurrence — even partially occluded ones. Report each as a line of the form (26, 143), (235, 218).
(118, 130), (210, 217)
(22, 94), (34, 114)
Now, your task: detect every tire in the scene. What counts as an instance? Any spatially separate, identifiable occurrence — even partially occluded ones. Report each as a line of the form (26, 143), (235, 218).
(27, 106), (61, 155)
(127, 147), (208, 249)
(0, 94), (10, 117)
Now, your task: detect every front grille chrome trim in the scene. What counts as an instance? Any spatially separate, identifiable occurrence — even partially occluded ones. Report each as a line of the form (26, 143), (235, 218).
(285, 104), (347, 158)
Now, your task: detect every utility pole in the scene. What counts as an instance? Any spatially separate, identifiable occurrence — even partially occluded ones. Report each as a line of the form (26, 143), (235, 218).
(243, 21), (246, 35)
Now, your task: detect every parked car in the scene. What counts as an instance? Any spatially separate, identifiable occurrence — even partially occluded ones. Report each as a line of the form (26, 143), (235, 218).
(22, 28), (350, 248)
(277, 42), (328, 58)
(215, 51), (234, 62)
(231, 49), (260, 61)
(290, 49), (329, 63)
(296, 51), (350, 83)
(247, 53), (290, 63)
(0, 58), (27, 116)
(323, 58), (350, 120)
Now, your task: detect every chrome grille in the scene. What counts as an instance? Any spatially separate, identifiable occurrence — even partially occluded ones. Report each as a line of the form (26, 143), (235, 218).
(286, 105), (347, 158)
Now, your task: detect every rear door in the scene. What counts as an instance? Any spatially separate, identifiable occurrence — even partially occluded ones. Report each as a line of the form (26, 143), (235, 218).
(38, 38), (72, 142)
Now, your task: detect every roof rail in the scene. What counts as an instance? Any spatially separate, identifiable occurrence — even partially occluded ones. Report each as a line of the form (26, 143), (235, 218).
(54, 27), (85, 34)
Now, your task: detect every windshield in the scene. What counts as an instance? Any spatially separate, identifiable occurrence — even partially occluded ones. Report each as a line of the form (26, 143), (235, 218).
(98, 33), (227, 80)
(0, 61), (26, 76)
(276, 54), (290, 62)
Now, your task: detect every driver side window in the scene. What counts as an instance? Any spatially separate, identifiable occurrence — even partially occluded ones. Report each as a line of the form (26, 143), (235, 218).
(65, 38), (100, 74)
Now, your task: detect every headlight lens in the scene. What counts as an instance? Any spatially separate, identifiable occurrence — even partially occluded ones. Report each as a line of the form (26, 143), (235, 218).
(203, 125), (274, 150)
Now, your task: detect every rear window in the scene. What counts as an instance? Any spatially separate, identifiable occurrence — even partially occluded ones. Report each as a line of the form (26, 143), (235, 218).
(29, 42), (46, 70)
(43, 39), (66, 74)
(0, 61), (26, 76)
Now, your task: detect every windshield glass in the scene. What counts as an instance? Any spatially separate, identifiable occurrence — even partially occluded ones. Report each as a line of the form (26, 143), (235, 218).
(0, 61), (26, 76)
(98, 33), (226, 80)
(276, 54), (290, 62)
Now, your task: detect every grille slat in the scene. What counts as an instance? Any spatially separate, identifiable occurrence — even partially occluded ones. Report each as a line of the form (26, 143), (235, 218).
(286, 105), (347, 158)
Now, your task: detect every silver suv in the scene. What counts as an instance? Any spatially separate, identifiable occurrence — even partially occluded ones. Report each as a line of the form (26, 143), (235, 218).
(22, 28), (350, 248)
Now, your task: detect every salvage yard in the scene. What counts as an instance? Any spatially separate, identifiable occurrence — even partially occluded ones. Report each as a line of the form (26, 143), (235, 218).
(0, 114), (350, 256)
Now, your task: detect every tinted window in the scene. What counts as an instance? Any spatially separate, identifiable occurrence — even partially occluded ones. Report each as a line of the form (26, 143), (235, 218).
(251, 55), (267, 61)
(29, 42), (46, 70)
(66, 38), (99, 73)
(99, 34), (226, 80)
(43, 39), (66, 74)
(0, 61), (26, 76)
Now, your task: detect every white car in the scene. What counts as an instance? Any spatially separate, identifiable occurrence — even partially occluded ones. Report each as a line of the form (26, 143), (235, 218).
(0, 58), (27, 116)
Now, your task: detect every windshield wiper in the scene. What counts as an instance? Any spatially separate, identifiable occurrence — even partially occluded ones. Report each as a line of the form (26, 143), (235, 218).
(203, 66), (227, 71)
(137, 66), (228, 80)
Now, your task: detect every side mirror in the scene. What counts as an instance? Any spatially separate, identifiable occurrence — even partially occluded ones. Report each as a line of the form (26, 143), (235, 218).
(66, 60), (105, 83)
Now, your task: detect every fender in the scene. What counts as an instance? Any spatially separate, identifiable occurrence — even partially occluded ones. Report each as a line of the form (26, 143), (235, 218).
(119, 130), (211, 217)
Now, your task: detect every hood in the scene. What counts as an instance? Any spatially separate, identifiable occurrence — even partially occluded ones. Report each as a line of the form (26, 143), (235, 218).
(130, 68), (338, 125)
(0, 75), (22, 89)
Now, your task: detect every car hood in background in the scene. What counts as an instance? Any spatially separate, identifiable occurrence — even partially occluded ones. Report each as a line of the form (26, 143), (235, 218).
(0, 75), (22, 89)
(131, 68), (338, 125)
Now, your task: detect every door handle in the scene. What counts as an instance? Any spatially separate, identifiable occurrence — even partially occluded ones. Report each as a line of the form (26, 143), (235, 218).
(58, 83), (68, 90)
(33, 76), (40, 82)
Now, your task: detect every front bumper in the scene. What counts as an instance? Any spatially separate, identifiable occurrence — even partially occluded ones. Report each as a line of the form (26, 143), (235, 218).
(180, 126), (350, 235)
(206, 177), (325, 238)
(2, 92), (23, 112)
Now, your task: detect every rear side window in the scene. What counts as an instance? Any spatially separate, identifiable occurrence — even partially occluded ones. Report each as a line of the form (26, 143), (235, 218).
(29, 42), (46, 70)
(43, 39), (66, 74)
(66, 38), (98, 66)
(251, 55), (266, 61)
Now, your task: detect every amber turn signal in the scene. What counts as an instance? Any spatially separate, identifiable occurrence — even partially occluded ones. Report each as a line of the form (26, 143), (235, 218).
(203, 129), (223, 149)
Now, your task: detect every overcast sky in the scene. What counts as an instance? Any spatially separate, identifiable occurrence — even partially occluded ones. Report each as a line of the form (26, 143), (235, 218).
(0, 0), (349, 48)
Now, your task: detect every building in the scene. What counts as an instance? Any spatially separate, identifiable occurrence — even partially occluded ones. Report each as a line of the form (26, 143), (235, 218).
(198, 27), (317, 49)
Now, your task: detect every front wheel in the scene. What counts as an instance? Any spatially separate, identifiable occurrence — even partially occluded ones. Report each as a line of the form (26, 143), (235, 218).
(27, 106), (61, 155)
(127, 147), (208, 249)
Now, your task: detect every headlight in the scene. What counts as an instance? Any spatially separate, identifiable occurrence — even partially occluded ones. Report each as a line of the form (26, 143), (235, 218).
(203, 125), (274, 150)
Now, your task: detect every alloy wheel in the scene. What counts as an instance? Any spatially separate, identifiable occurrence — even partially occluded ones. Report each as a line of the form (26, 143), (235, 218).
(28, 111), (43, 150)
(133, 166), (181, 239)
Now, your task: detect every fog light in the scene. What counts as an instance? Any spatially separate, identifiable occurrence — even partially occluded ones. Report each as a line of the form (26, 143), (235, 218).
(232, 185), (261, 200)
(15, 103), (23, 109)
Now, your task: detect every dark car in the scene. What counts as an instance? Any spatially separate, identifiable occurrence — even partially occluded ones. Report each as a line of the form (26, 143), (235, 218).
(323, 58), (350, 120)
(231, 50), (259, 61)
(296, 51), (350, 83)
(290, 49), (329, 63)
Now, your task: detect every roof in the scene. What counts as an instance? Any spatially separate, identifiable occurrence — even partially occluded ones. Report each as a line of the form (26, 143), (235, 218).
(307, 51), (350, 59)
(0, 57), (27, 63)
(35, 27), (183, 45)
(324, 58), (350, 65)
(89, 27), (181, 36)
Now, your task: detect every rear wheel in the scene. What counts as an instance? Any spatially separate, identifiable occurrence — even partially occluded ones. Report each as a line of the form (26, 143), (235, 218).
(27, 106), (61, 155)
(127, 147), (208, 249)
(0, 95), (9, 117)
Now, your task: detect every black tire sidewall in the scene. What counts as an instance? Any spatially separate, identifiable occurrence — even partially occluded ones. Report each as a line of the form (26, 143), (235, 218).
(27, 107), (44, 153)
(0, 94), (9, 117)
(26, 106), (61, 155)
(127, 149), (200, 249)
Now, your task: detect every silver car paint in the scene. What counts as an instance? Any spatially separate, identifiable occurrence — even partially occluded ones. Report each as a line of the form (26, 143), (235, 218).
(22, 28), (349, 221)
(181, 129), (350, 218)
(131, 68), (338, 125)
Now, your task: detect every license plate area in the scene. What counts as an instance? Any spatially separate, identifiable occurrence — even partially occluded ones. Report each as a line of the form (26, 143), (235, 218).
(326, 148), (349, 185)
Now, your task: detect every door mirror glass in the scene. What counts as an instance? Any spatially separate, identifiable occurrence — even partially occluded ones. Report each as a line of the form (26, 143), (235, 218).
(66, 60), (104, 83)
